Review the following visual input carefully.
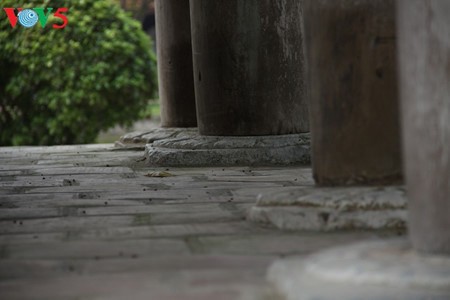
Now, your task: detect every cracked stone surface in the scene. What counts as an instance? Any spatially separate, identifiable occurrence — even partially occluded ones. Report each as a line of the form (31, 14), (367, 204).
(248, 186), (407, 231)
(0, 144), (405, 299)
(115, 127), (198, 149)
(145, 133), (311, 167)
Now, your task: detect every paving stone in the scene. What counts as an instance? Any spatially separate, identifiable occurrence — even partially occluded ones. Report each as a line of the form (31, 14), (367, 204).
(0, 211), (242, 234)
(0, 143), (408, 299)
(183, 232), (398, 256)
(1, 238), (190, 259)
(0, 269), (268, 300)
(0, 195), (141, 208)
(30, 166), (135, 175)
(0, 255), (273, 280)
(0, 222), (263, 244)
(0, 203), (249, 220)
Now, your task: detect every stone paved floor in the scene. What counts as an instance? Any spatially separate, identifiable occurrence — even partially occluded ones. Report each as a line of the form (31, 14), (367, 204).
(0, 145), (402, 300)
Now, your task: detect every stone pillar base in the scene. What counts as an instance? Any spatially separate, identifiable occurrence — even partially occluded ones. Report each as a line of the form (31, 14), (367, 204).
(145, 133), (311, 167)
(268, 239), (450, 300)
(115, 128), (198, 150)
(248, 186), (407, 231)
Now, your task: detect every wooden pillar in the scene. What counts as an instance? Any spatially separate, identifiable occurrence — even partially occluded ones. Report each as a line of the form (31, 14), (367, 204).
(155, 0), (197, 127)
(189, 0), (309, 136)
(304, 0), (402, 186)
(398, 0), (450, 254)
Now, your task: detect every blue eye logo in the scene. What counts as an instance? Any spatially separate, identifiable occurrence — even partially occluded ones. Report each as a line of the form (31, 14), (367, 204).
(4, 7), (69, 29)
(18, 9), (39, 28)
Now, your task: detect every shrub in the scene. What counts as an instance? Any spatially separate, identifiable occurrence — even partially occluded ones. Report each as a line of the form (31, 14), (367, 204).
(0, 0), (157, 145)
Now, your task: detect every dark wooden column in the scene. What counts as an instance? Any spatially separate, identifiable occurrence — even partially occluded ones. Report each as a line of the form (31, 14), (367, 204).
(398, 0), (450, 254)
(304, 0), (402, 186)
(155, 0), (197, 128)
(189, 0), (309, 136)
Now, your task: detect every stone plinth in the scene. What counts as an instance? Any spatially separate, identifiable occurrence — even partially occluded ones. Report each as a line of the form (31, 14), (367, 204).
(249, 186), (407, 231)
(145, 133), (311, 167)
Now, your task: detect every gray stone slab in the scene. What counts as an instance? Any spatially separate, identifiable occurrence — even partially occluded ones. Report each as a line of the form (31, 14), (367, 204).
(0, 269), (268, 300)
(0, 203), (246, 220)
(0, 144), (415, 299)
(0, 144), (114, 154)
(184, 231), (395, 256)
(0, 221), (259, 244)
(32, 166), (135, 175)
(0, 255), (273, 280)
(249, 186), (407, 231)
(0, 196), (140, 208)
(1, 175), (141, 188)
(0, 210), (242, 234)
(2, 238), (190, 259)
(145, 133), (311, 167)
(268, 239), (450, 300)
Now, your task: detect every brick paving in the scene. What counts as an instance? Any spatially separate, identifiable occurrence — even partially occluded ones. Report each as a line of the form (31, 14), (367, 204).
(0, 145), (401, 299)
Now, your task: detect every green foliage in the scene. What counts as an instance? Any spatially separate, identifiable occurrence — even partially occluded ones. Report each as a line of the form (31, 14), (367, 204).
(139, 101), (160, 120)
(0, 0), (157, 145)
